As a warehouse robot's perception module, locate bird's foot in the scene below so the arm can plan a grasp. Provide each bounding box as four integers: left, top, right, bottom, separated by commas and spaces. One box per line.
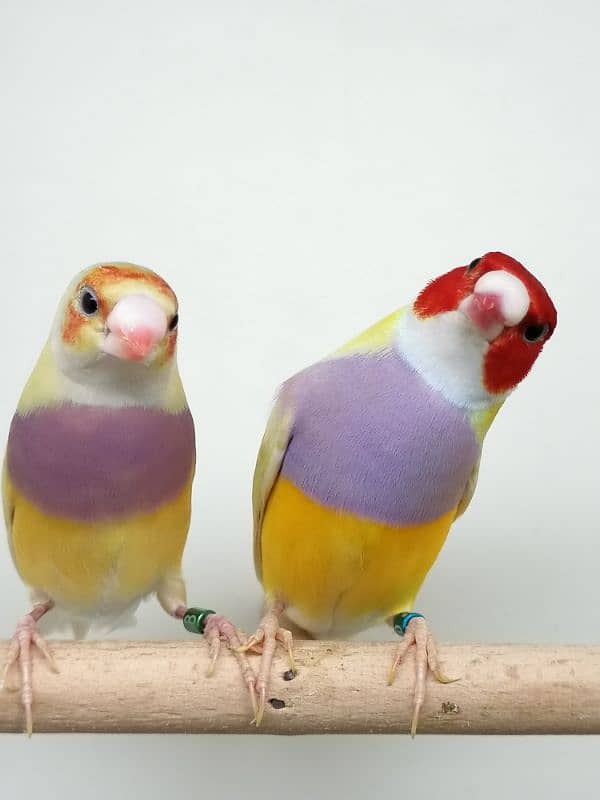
2, 608, 58, 736
179, 607, 258, 719
388, 612, 457, 737
237, 602, 295, 726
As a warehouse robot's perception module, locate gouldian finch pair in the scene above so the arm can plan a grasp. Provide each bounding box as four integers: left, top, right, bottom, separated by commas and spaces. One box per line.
2, 253, 556, 735
2, 264, 256, 733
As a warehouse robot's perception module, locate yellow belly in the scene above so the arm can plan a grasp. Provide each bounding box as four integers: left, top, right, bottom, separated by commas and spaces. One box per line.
8, 476, 192, 612
260, 477, 456, 636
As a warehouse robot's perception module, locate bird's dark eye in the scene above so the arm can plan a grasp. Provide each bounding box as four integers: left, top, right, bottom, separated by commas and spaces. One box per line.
467, 257, 481, 272
168, 312, 179, 332
522, 323, 549, 343
79, 287, 99, 316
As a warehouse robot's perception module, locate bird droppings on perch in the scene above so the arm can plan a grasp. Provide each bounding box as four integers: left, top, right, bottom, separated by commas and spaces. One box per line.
0, 640, 598, 735
441, 702, 460, 714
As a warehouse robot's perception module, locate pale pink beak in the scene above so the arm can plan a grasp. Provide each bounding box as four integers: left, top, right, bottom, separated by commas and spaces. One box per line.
464, 292, 505, 333
460, 270, 530, 341
102, 294, 168, 362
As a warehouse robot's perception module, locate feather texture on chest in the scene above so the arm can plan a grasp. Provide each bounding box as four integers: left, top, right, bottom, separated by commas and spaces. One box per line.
280, 352, 480, 525
6, 404, 195, 523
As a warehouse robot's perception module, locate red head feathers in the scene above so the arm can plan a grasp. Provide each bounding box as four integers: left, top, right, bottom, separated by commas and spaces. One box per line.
413, 252, 557, 395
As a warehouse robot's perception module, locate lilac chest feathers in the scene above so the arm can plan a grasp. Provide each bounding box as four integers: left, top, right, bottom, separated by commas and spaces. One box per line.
6, 404, 196, 523
280, 353, 480, 525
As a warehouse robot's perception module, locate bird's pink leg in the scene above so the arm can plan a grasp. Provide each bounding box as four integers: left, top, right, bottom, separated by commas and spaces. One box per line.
2, 600, 58, 735
237, 599, 295, 726
171, 605, 258, 719
388, 613, 457, 737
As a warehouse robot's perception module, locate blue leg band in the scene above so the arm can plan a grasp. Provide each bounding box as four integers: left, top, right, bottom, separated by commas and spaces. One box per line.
393, 612, 424, 636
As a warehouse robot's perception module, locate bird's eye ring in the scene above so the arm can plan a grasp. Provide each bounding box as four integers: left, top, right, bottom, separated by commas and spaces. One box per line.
79, 286, 99, 316
168, 312, 179, 332
522, 323, 549, 343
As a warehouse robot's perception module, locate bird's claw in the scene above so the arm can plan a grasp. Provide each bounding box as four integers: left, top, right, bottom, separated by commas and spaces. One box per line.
2, 613, 57, 736
388, 616, 457, 738
237, 633, 264, 656
242, 607, 295, 727
202, 614, 258, 718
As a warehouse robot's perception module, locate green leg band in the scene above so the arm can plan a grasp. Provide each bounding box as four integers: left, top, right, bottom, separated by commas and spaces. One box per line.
182, 607, 216, 634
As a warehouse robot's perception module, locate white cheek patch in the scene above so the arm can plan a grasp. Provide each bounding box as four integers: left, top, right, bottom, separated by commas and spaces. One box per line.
51, 329, 176, 408
474, 270, 530, 326
395, 309, 506, 409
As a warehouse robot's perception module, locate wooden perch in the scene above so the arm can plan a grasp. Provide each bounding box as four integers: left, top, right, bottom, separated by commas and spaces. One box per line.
0, 640, 598, 734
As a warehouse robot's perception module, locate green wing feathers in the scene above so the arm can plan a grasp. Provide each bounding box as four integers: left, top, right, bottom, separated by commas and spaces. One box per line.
2, 457, 18, 568
454, 457, 480, 520
2, 458, 14, 536
333, 307, 406, 357
252, 400, 294, 580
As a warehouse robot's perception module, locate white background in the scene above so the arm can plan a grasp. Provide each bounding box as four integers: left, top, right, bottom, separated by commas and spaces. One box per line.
1, 1, 598, 797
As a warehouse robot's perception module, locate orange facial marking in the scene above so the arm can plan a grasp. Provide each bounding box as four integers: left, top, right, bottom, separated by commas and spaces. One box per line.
156, 329, 178, 366
61, 264, 177, 353
84, 265, 176, 302
165, 329, 178, 360
62, 304, 86, 344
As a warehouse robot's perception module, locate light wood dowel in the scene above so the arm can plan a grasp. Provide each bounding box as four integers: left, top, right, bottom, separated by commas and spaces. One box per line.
0, 640, 598, 734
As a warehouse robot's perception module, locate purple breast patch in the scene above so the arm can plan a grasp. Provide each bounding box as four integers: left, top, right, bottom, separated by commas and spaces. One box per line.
7, 404, 195, 522
280, 352, 479, 525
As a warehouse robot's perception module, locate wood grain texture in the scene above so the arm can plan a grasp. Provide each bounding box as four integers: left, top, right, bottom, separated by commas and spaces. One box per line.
0, 640, 598, 734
